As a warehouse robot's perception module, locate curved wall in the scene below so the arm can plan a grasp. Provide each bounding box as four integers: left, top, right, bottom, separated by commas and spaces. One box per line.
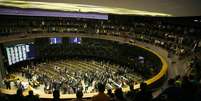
0, 33, 168, 99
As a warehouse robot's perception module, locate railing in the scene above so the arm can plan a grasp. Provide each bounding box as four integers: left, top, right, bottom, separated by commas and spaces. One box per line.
0, 33, 168, 99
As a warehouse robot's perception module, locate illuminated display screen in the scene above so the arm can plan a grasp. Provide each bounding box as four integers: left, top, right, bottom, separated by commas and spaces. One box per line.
5, 42, 35, 65
50, 37, 62, 44
69, 37, 81, 44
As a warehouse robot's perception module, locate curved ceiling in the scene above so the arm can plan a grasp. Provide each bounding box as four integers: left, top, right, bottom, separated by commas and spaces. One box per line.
0, 0, 201, 17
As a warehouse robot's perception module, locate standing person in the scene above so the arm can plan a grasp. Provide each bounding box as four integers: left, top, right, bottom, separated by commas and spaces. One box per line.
0, 90, 9, 101
161, 79, 181, 101
135, 82, 153, 101
92, 83, 110, 101
126, 84, 136, 101
4, 75, 11, 90
107, 89, 115, 101
52, 90, 60, 101
4, 79, 11, 90
25, 90, 40, 101
11, 89, 25, 101
114, 88, 127, 101
72, 90, 86, 101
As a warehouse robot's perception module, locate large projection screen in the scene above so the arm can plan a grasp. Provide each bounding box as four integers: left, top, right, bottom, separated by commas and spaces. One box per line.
5, 42, 35, 65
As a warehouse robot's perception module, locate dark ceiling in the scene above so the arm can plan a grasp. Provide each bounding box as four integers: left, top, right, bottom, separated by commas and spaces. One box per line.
30, 0, 201, 16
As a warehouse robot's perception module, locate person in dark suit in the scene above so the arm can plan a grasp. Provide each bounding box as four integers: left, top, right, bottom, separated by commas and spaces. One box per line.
4, 79, 11, 90
52, 90, 60, 101
92, 83, 110, 101
11, 89, 25, 101
135, 82, 153, 101
25, 90, 40, 101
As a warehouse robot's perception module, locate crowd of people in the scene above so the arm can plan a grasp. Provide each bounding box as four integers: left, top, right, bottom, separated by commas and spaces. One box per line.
11, 59, 143, 94
0, 89, 40, 101
36, 38, 161, 79
0, 81, 153, 101
0, 13, 201, 101
155, 75, 201, 101
0, 15, 200, 58
2, 74, 201, 101
189, 55, 201, 79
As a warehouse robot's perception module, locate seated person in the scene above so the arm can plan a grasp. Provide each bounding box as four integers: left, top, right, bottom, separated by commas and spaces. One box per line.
92, 83, 110, 101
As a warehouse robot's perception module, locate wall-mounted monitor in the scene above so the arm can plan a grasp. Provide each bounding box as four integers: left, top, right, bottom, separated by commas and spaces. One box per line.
69, 37, 81, 44
49, 37, 62, 44
5, 42, 35, 65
